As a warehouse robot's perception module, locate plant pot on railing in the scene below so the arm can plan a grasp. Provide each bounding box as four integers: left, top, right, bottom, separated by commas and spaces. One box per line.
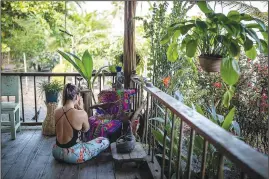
199, 56, 222, 72
45, 91, 59, 103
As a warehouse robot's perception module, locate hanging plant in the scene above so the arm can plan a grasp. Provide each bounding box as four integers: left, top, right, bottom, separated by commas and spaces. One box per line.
161, 1, 268, 107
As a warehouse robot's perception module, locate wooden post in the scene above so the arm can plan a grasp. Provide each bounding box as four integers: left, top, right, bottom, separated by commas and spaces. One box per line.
123, 1, 137, 88
23, 53, 28, 90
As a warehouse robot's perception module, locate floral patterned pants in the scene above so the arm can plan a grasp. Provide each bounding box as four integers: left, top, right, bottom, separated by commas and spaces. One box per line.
52, 137, 110, 164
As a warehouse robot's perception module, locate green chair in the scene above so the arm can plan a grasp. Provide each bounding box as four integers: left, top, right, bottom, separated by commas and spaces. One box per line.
1, 76, 21, 139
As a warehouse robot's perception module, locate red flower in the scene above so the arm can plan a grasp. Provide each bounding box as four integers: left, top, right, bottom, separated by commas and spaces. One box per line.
213, 82, 222, 88
262, 93, 268, 100
163, 76, 171, 88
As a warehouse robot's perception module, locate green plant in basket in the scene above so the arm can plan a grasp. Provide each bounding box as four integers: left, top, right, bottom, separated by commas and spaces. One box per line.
38, 80, 63, 103
161, 1, 268, 108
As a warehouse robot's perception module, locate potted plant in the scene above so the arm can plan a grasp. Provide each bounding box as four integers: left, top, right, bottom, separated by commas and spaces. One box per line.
39, 80, 63, 103
57, 49, 111, 105
161, 1, 268, 72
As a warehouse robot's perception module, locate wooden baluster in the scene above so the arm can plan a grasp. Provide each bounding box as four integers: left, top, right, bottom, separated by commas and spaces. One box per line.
201, 140, 208, 179
176, 120, 184, 179
168, 114, 175, 179
186, 129, 195, 179
161, 108, 168, 179
217, 154, 224, 179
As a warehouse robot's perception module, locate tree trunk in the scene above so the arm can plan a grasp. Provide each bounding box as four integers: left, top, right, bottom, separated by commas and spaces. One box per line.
123, 1, 137, 88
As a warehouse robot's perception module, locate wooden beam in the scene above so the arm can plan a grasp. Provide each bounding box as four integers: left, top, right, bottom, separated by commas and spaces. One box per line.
123, 1, 137, 88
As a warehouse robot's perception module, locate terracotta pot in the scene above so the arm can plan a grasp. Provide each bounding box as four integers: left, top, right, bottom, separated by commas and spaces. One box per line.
199, 56, 222, 72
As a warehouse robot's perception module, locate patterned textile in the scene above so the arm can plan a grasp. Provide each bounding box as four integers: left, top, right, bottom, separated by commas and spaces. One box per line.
122, 89, 136, 111
52, 137, 109, 164
84, 116, 122, 142
97, 90, 122, 117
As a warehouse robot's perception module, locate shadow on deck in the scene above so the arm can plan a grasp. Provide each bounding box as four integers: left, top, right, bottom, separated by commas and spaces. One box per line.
1, 128, 154, 179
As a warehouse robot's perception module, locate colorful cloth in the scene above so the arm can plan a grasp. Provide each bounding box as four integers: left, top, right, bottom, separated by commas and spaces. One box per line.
97, 90, 123, 117
84, 116, 122, 142
52, 137, 109, 164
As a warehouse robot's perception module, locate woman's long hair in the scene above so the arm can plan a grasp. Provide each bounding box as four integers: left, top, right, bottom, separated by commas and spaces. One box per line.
62, 83, 79, 105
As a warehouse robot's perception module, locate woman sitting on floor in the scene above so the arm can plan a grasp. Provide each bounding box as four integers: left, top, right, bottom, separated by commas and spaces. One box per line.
52, 83, 109, 164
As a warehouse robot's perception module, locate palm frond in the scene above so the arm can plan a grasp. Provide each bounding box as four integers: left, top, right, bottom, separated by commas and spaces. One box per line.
218, 1, 268, 25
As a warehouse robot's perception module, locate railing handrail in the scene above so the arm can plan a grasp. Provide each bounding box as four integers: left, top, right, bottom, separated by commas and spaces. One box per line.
1, 72, 117, 76
132, 77, 268, 179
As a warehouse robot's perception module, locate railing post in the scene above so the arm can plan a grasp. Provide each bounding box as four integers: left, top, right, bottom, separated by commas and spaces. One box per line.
176, 119, 184, 179
144, 92, 149, 154
20, 76, 25, 122
161, 108, 168, 179
168, 113, 175, 179
64, 76, 66, 85
152, 97, 157, 163
217, 154, 224, 179
186, 129, 195, 179
34, 76, 38, 122
201, 139, 208, 179
99, 75, 101, 93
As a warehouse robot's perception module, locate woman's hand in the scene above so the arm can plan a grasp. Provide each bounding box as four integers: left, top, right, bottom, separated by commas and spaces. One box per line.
78, 96, 84, 110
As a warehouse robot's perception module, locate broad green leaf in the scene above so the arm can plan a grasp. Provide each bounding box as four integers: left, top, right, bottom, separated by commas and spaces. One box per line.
227, 10, 240, 22
82, 50, 93, 84
196, 20, 207, 30
245, 28, 261, 46
254, 18, 266, 31
195, 104, 205, 116
222, 107, 236, 130
260, 39, 268, 55
194, 135, 204, 156
186, 39, 198, 58
222, 90, 230, 108
179, 24, 195, 35
221, 57, 240, 86
167, 43, 178, 62
161, 32, 172, 45
66, 52, 87, 80
229, 85, 235, 94
240, 13, 253, 21
172, 30, 181, 42
215, 13, 229, 22
231, 121, 241, 136
57, 50, 86, 80
245, 23, 263, 30
243, 37, 253, 51
197, 1, 213, 14
149, 117, 165, 123
229, 40, 240, 57
152, 128, 171, 148
261, 32, 268, 43
245, 46, 257, 60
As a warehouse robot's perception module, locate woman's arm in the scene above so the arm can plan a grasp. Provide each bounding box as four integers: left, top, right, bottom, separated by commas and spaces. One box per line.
82, 112, 90, 132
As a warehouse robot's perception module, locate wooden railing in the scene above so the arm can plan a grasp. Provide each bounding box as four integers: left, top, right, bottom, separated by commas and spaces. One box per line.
1, 72, 116, 125
131, 76, 268, 179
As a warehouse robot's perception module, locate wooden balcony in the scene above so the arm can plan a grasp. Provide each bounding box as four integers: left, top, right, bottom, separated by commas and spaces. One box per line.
1, 128, 154, 179
1, 72, 268, 179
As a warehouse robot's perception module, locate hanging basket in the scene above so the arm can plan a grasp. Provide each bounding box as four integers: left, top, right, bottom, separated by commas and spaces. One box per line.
199, 56, 222, 72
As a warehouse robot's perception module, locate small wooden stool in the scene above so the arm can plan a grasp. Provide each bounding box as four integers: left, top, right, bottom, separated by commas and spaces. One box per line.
111, 142, 147, 168
42, 102, 58, 136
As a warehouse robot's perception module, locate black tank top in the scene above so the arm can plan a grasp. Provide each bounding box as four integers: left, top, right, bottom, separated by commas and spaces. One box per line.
55, 107, 82, 148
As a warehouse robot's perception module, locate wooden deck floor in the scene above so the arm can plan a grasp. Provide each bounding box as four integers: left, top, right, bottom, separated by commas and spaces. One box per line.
1, 129, 152, 179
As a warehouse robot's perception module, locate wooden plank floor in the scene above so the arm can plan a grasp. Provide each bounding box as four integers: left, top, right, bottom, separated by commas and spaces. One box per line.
1, 129, 152, 179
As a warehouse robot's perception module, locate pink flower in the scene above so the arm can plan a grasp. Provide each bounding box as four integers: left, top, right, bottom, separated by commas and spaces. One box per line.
213, 82, 222, 88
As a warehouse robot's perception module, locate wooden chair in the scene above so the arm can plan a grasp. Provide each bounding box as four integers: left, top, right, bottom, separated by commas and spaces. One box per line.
1, 76, 21, 139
